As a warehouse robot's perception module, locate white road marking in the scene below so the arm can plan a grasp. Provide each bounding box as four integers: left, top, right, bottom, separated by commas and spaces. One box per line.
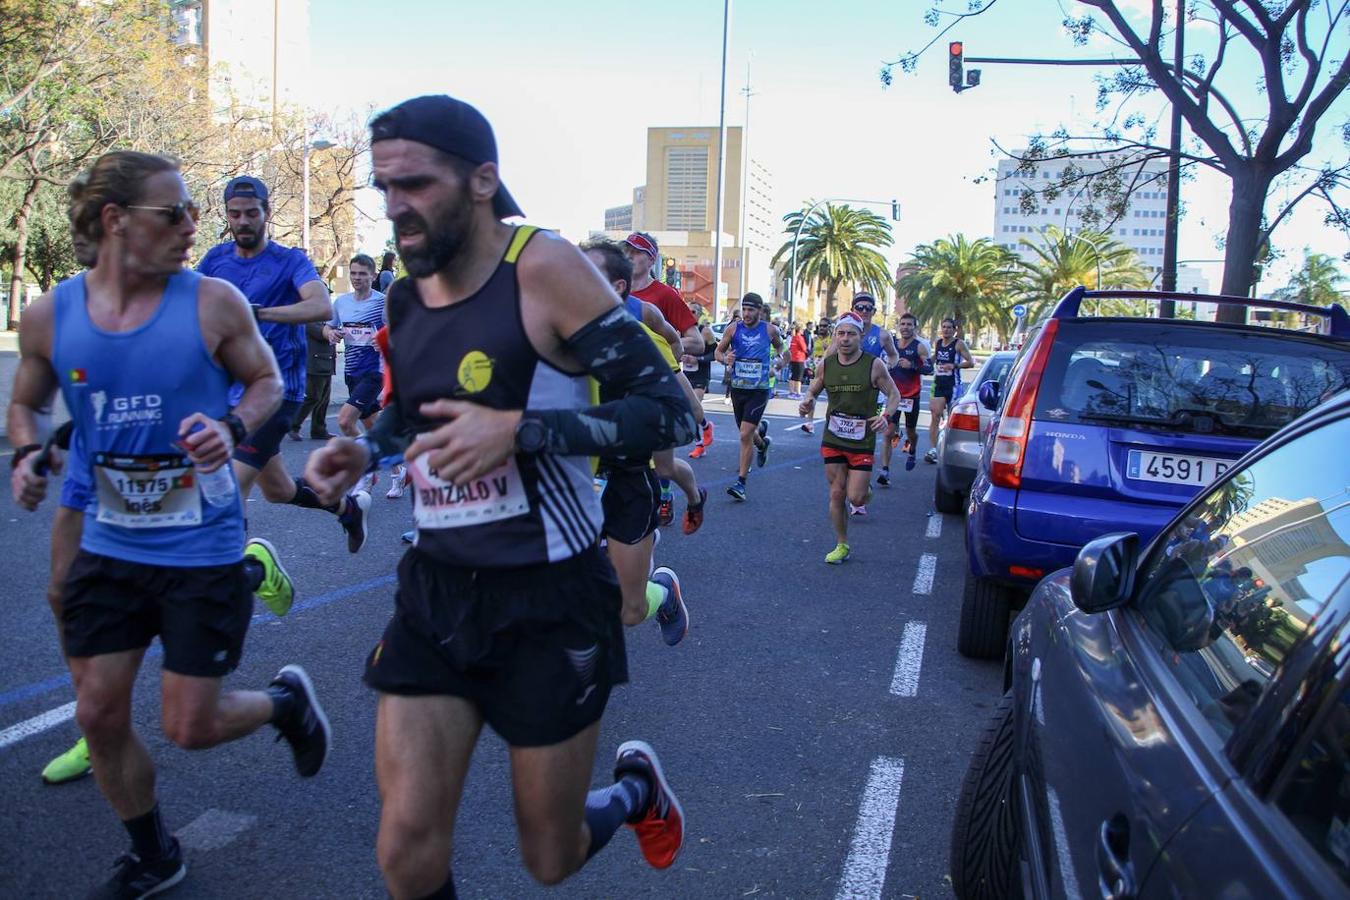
912, 553, 937, 595
925, 515, 942, 538
836, 756, 906, 900
889, 622, 927, 697
0, 701, 75, 749
176, 809, 257, 852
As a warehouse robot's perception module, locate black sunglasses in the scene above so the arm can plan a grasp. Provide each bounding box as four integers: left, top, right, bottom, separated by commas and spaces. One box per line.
124, 202, 201, 225
852, 304, 876, 313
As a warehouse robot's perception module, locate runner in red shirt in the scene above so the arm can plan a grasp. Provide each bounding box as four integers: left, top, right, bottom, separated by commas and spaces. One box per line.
623, 232, 707, 525
788, 325, 808, 398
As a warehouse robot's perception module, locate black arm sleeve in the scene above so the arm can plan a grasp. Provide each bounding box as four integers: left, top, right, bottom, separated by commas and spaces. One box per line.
524, 308, 698, 456
361, 399, 413, 468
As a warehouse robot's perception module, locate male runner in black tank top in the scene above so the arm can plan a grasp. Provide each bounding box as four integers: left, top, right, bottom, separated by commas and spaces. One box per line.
303, 95, 696, 899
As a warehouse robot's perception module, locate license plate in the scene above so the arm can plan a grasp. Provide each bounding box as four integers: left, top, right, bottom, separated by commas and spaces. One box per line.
1126, 449, 1231, 486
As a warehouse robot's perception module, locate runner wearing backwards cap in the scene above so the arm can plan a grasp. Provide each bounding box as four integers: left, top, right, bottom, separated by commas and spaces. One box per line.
798, 313, 901, 564
303, 94, 695, 899
714, 292, 783, 501
197, 175, 373, 555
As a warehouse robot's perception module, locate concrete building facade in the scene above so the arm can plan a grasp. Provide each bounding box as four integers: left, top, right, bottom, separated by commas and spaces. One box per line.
169, 0, 310, 117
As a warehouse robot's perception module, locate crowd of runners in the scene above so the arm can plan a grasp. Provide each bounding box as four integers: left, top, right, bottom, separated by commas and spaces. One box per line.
6, 93, 973, 899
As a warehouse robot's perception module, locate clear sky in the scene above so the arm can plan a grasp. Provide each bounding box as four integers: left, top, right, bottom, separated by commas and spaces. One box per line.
307, 0, 1347, 292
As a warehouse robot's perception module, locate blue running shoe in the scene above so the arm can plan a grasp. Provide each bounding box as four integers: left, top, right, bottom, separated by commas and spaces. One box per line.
727, 481, 747, 502
651, 567, 689, 646
757, 435, 772, 468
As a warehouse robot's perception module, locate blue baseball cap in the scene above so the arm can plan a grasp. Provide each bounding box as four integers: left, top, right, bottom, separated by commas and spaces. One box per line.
369, 94, 524, 219
224, 176, 269, 203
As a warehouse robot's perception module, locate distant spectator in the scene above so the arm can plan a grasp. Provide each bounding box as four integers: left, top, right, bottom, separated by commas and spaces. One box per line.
788, 324, 808, 399
376, 251, 397, 293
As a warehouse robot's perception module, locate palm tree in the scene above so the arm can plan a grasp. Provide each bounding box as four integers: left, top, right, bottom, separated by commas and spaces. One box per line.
896, 235, 1019, 344
1275, 251, 1345, 308
770, 203, 893, 318
1014, 226, 1151, 319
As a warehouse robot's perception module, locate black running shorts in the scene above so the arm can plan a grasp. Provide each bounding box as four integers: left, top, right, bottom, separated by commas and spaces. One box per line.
686, 362, 711, 392
234, 399, 303, 469
364, 546, 627, 747
730, 388, 770, 427
62, 550, 252, 677
889, 398, 921, 431
600, 465, 661, 545
344, 372, 383, 419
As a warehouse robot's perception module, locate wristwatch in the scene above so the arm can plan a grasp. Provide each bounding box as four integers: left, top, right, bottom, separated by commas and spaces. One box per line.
514, 416, 547, 454
220, 413, 248, 446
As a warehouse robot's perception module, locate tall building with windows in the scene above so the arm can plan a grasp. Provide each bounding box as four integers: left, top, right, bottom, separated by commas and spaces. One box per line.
168, 0, 310, 116
991, 152, 1170, 277
602, 126, 775, 314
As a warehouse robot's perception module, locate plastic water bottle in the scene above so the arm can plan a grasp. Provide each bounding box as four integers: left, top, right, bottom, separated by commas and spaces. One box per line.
196, 462, 237, 507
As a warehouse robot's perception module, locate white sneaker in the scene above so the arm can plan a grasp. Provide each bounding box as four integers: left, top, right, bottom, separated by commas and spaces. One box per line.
385, 466, 406, 499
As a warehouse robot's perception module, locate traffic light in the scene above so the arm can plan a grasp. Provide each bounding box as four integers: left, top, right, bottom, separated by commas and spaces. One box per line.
948, 42, 964, 92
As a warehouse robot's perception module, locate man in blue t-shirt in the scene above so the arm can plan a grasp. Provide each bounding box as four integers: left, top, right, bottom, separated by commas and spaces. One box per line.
197, 176, 371, 552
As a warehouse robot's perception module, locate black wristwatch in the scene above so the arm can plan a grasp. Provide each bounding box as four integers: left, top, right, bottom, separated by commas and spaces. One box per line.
220, 413, 248, 446
11, 444, 41, 471
514, 416, 547, 454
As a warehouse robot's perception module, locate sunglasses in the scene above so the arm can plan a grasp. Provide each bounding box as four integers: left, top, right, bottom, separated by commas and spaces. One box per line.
853, 304, 875, 313
124, 202, 201, 225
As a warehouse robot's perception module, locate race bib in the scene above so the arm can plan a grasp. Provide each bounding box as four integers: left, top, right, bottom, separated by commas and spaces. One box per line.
936, 363, 955, 376
827, 413, 868, 442
93, 452, 202, 529
342, 322, 376, 347
411, 454, 530, 530
899, 397, 915, 412
681, 357, 700, 372
732, 359, 764, 388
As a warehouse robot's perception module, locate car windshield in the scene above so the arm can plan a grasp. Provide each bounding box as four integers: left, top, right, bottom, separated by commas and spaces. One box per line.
1034, 321, 1350, 437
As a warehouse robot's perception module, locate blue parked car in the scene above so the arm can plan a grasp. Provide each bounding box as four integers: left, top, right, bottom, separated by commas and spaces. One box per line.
949, 389, 1350, 899
959, 288, 1350, 659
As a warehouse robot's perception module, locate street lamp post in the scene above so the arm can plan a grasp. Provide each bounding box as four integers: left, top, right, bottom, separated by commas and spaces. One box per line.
301, 134, 335, 255
787, 197, 898, 324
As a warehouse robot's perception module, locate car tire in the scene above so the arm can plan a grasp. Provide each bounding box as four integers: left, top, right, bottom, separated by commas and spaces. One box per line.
950, 691, 1022, 900
934, 476, 964, 514
957, 575, 1012, 660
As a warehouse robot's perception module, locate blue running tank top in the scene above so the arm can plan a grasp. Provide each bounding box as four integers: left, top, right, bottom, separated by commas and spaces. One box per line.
52, 271, 244, 566
730, 319, 772, 390
861, 323, 885, 359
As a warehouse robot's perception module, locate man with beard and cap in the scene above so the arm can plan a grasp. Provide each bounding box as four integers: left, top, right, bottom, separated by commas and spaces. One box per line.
303, 94, 694, 899
197, 176, 373, 557
798, 312, 901, 564
714, 292, 782, 501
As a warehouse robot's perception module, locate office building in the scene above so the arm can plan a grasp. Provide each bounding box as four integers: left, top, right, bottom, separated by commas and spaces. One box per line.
169, 0, 310, 116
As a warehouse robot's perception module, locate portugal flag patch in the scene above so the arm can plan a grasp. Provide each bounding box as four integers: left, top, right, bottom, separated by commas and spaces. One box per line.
68, 368, 87, 384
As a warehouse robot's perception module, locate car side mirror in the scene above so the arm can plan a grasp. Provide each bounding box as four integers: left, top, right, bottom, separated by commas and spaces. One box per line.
977, 380, 1000, 411
1071, 532, 1139, 613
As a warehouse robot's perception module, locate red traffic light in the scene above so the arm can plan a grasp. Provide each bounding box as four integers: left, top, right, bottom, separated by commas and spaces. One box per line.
949, 41, 963, 56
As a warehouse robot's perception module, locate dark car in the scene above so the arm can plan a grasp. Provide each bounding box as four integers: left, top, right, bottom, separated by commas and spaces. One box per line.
934, 351, 1017, 513
960, 288, 1350, 658
950, 390, 1350, 899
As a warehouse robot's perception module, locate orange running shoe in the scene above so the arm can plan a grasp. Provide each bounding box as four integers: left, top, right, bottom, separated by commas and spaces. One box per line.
615, 740, 684, 869
701, 420, 714, 446
688, 443, 706, 459
682, 487, 707, 535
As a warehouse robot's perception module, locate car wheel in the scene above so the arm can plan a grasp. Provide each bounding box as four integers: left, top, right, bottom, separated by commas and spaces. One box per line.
950, 691, 1023, 900
957, 574, 1012, 660
934, 476, 964, 514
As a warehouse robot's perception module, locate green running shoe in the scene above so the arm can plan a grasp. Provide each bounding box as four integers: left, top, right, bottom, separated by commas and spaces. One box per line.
825, 542, 851, 565
245, 537, 295, 617
41, 736, 91, 784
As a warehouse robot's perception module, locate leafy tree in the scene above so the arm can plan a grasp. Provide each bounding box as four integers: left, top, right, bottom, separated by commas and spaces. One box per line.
896, 234, 1019, 344
1274, 251, 1345, 308
1015, 225, 1151, 318
770, 203, 894, 318
881, 1, 1350, 322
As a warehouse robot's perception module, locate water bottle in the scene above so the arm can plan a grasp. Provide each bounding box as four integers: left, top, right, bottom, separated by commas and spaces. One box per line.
196, 462, 237, 507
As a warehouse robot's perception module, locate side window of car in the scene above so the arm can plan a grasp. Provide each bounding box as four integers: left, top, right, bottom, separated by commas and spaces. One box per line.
1131, 418, 1350, 743
1270, 628, 1350, 886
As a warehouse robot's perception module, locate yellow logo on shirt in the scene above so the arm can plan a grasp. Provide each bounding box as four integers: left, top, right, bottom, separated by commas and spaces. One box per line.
457, 351, 494, 393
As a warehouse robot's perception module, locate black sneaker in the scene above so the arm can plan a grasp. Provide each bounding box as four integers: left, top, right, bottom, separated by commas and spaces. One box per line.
89, 839, 186, 899
270, 665, 330, 778
877, 470, 891, 487
338, 490, 371, 554
756, 435, 772, 468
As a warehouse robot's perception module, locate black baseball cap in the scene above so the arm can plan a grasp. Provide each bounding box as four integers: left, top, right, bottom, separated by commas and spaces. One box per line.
224, 176, 268, 203
741, 292, 764, 309
370, 94, 524, 219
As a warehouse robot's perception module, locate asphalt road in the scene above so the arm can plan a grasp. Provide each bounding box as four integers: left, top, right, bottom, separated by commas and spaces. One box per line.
0, 405, 1001, 899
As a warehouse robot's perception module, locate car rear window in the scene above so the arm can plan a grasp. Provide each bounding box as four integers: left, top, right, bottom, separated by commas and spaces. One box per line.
1033, 321, 1350, 438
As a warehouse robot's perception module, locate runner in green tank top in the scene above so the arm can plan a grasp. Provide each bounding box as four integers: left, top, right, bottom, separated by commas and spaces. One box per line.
798, 312, 901, 564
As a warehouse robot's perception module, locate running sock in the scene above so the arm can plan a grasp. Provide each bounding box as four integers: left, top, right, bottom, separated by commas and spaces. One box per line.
584, 775, 652, 859
737, 475, 746, 486
289, 477, 341, 514
413, 871, 457, 900
266, 682, 297, 724
242, 558, 264, 593
659, 479, 673, 502
644, 581, 669, 622
123, 804, 174, 861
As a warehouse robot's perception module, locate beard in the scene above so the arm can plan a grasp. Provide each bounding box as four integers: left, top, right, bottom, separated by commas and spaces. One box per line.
231, 227, 261, 250
394, 196, 473, 278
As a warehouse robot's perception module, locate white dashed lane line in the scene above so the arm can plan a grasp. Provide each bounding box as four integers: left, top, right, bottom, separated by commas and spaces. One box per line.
0, 701, 75, 750
835, 756, 906, 900
925, 514, 942, 538
889, 622, 927, 697
911, 553, 937, 595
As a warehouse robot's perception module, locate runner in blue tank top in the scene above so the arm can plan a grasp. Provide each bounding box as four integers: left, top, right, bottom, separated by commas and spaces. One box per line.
8, 152, 330, 898
714, 292, 783, 500
198, 175, 372, 554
